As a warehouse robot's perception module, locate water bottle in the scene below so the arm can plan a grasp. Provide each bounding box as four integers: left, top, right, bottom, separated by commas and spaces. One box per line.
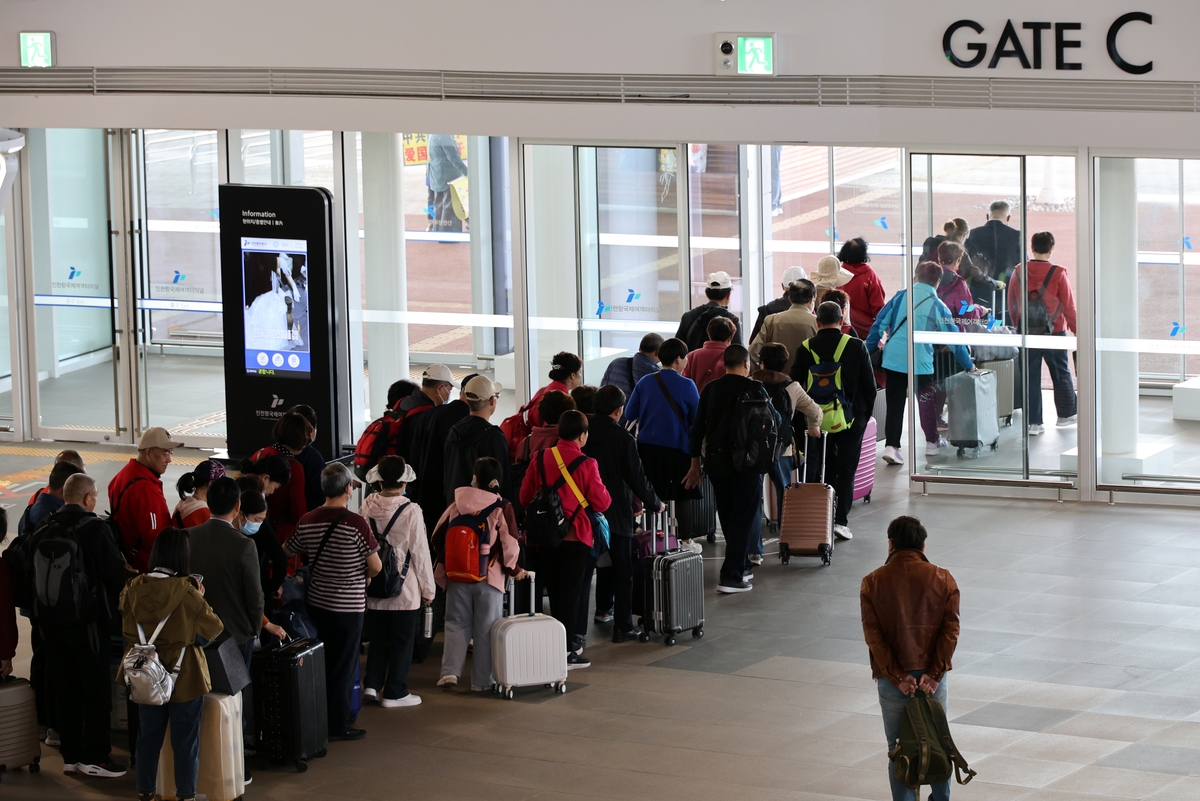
423, 604, 433, 639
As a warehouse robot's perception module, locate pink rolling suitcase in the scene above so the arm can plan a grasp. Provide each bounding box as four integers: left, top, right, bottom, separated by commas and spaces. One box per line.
0, 678, 40, 781
491, 571, 568, 699
853, 417, 877, 503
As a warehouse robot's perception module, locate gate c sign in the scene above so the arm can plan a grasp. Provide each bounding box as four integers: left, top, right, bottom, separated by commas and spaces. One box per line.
943, 12, 1153, 75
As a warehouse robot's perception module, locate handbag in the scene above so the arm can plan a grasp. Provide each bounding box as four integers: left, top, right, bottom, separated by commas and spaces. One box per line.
281, 509, 352, 605
203, 636, 251, 696
963, 320, 1019, 362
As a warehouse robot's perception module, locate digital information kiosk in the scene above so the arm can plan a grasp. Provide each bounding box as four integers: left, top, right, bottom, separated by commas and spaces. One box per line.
219, 184, 343, 460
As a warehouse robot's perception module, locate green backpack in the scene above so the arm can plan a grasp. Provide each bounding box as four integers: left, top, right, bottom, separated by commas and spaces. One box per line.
889, 695, 976, 799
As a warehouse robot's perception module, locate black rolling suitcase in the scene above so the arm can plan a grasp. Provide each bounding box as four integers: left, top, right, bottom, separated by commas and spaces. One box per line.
253, 638, 328, 772
637, 504, 705, 646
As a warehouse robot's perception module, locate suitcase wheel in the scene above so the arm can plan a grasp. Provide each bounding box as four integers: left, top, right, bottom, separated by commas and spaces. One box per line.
863, 493, 871, 504
692, 627, 704, 639
664, 635, 677, 646
29, 758, 41, 774
638, 631, 651, 643
505, 687, 516, 700
557, 682, 568, 694
818, 542, 832, 567
315, 748, 327, 759
706, 533, 716, 544
780, 543, 791, 565
295, 759, 308, 773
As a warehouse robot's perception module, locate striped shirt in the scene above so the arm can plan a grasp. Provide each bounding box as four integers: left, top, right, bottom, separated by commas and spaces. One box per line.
289, 507, 379, 613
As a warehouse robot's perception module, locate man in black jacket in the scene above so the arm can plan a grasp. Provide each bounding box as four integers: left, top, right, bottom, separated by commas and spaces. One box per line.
749, 266, 807, 343
791, 301, 878, 542
676, 271, 743, 352
411, 373, 475, 533
964, 200, 1023, 282
684, 345, 775, 594
32, 473, 134, 778
443, 376, 515, 507
582, 386, 664, 643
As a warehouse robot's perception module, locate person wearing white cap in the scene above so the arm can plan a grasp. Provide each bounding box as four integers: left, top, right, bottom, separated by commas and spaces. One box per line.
750, 278, 818, 375
675, 271, 743, 353
108, 426, 183, 573
443, 375, 515, 505
750, 266, 808, 343
361, 455, 435, 708
394, 364, 455, 503
411, 372, 478, 535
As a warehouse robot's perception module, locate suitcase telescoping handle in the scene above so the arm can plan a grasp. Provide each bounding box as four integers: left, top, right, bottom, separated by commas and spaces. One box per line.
805, 431, 828, 486
508, 570, 537, 618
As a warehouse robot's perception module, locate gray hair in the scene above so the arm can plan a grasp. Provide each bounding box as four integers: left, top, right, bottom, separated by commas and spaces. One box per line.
320, 462, 353, 498
64, 473, 97, 504
989, 200, 1011, 218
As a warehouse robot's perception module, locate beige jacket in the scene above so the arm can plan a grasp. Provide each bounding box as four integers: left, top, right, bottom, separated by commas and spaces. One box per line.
750, 304, 819, 373
361, 492, 436, 612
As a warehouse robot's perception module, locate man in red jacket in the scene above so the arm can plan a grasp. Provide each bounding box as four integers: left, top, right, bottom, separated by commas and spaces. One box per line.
108, 427, 181, 573
519, 410, 610, 669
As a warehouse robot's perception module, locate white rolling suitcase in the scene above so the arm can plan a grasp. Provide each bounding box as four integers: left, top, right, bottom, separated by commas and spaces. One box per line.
157, 691, 244, 801
0, 678, 41, 780
490, 571, 568, 699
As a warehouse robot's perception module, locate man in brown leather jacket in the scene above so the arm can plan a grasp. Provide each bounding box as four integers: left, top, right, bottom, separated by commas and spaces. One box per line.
860, 515, 960, 801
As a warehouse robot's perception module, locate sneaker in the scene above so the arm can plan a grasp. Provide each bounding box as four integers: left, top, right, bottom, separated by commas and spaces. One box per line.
682, 539, 703, 554
44, 728, 61, 747
243, 768, 253, 786
76, 760, 127, 778
834, 524, 854, 541
881, 446, 904, 465
772, 207, 784, 217
1029, 424, 1045, 436
380, 694, 422, 708
1057, 415, 1077, 427
470, 685, 488, 693
362, 687, 378, 702
717, 580, 752, 594
742, 569, 754, 582
437, 675, 458, 688
612, 628, 639, 643
748, 553, 763, 566
62, 763, 79, 774
925, 438, 948, 456
328, 728, 367, 741
937, 418, 949, 431
593, 608, 614, 625
567, 652, 591, 670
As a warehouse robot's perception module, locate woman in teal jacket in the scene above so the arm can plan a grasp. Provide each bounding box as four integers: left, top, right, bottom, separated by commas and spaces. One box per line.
866, 261, 974, 464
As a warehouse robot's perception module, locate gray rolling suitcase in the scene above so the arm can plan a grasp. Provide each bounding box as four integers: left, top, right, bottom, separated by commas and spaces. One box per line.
946, 369, 1000, 457
638, 506, 705, 646
979, 359, 1014, 425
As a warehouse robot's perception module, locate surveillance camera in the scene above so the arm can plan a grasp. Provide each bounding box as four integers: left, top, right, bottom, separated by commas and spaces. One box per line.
720, 40, 734, 55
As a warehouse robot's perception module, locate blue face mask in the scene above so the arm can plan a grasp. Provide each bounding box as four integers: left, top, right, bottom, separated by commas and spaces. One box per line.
240, 520, 262, 536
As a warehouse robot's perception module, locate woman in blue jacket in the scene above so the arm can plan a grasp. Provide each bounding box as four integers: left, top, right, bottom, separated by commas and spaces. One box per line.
866, 261, 974, 464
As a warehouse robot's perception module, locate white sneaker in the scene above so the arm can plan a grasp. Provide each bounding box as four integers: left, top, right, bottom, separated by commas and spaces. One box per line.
682, 539, 703, 554
380, 694, 421, 708
772, 207, 784, 217
362, 687, 378, 702
1057, 415, 1077, 427
748, 553, 763, 566
1029, 424, 1045, 436
881, 446, 904, 465
437, 675, 458, 688
834, 525, 853, 541
925, 438, 948, 456
44, 728, 61, 747
62, 763, 78, 774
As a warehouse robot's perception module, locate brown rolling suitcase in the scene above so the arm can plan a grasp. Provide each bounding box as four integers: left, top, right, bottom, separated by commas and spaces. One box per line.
778, 434, 834, 566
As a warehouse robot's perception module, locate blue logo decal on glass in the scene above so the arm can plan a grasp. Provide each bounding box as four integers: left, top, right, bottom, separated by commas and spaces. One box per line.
874, 217, 889, 230
1171, 322, 1187, 337
959, 300, 976, 315
626, 289, 642, 302
172, 271, 186, 284
67, 267, 81, 280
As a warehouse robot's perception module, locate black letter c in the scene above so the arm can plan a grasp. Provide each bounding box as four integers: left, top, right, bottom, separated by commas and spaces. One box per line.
944, 20, 987, 68
1108, 12, 1152, 75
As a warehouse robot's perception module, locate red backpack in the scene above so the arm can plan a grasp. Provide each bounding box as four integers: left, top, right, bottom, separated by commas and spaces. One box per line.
353, 403, 431, 472
441, 499, 505, 583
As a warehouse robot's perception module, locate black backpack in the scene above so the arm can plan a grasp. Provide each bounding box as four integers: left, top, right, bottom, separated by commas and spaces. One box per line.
1021, 264, 1060, 335
26, 514, 97, 628
2, 530, 34, 609
761, 379, 795, 453
367, 502, 411, 600
684, 307, 730, 352
728, 388, 782, 474
522, 452, 587, 548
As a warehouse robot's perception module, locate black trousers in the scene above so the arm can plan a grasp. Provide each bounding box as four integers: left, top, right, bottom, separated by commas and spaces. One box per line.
364, 608, 420, 701
805, 427, 866, 526
30, 622, 53, 728
307, 606, 365, 736
544, 540, 590, 651
709, 471, 763, 586
45, 628, 111, 766
609, 537, 636, 631
883, 370, 936, 449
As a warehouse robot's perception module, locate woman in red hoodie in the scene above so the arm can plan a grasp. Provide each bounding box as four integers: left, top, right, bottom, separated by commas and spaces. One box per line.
836, 238, 887, 336
519, 410, 610, 669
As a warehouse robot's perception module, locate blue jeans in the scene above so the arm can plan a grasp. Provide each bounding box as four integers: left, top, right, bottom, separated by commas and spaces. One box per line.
765, 455, 795, 549
877, 672, 950, 801
136, 697, 204, 797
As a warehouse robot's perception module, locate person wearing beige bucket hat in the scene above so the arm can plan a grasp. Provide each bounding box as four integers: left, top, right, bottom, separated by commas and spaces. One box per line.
811, 255, 855, 297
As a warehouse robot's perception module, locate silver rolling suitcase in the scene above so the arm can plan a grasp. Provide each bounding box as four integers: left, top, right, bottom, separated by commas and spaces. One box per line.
491, 571, 568, 699
0, 677, 41, 780
946, 369, 1000, 457
639, 505, 705, 646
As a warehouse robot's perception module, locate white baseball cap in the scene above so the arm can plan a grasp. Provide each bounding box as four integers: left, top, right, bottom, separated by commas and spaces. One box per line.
138, 427, 183, 451
706, 271, 733, 290
781, 266, 808, 285
422, 364, 454, 383
463, 375, 503, 401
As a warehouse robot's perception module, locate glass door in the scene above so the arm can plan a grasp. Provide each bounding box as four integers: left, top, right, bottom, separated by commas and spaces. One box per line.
24, 128, 133, 443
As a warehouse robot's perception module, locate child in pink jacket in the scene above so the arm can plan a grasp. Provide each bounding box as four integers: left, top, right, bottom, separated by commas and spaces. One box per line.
434, 457, 526, 691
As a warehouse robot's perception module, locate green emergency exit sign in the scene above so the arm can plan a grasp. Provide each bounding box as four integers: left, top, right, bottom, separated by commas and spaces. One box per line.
19, 32, 55, 68
737, 36, 773, 75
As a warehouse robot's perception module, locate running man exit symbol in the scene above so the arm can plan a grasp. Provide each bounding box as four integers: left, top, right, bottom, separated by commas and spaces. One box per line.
737, 36, 774, 75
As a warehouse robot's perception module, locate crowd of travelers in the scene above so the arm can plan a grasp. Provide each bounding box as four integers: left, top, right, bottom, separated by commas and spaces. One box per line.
0, 198, 1068, 801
